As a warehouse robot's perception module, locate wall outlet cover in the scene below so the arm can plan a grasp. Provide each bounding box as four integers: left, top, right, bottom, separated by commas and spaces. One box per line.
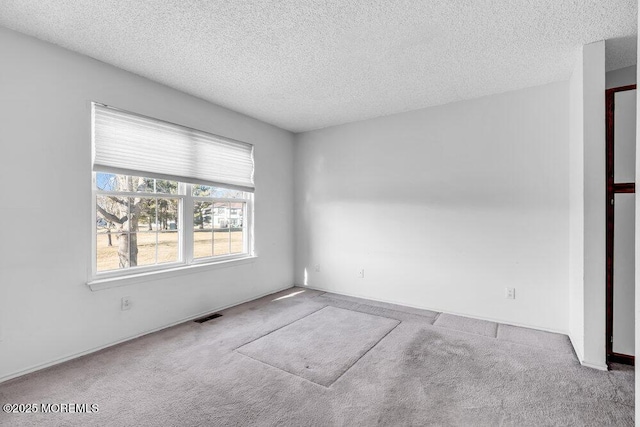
505, 288, 515, 299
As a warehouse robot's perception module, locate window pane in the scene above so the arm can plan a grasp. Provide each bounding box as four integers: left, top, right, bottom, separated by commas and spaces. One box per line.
230, 202, 245, 254
214, 228, 230, 256
97, 195, 129, 231
155, 179, 178, 194
96, 215, 109, 233
96, 173, 178, 194
194, 201, 212, 231
213, 202, 228, 228
126, 233, 140, 267
230, 229, 243, 254
194, 230, 213, 259
97, 174, 152, 192
158, 231, 180, 263
213, 202, 230, 256
156, 198, 179, 231
134, 197, 157, 232
134, 232, 157, 266
97, 230, 132, 270
193, 201, 213, 259
96, 172, 119, 191
128, 176, 154, 192
192, 184, 245, 199
96, 233, 120, 272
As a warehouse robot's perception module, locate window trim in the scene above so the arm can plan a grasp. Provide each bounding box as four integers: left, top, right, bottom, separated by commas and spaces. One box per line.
89, 174, 254, 288
87, 255, 257, 291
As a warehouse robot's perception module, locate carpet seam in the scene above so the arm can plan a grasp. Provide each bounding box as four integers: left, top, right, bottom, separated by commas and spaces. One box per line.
327, 319, 402, 388
432, 322, 498, 339
431, 326, 497, 339
431, 322, 576, 356
232, 305, 329, 352
319, 295, 439, 322
335, 306, 405, 323
320, 302, 406, 323
495, 338, 576, 358
234, 351, 331, 388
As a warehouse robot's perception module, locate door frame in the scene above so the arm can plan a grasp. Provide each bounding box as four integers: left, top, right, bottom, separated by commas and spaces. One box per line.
605, 84, 636, 367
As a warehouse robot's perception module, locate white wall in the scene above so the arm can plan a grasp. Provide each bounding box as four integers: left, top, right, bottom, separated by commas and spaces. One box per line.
568, 47, 585, 361
294, 81, 570, 332
568, 41, 608, 369
607, 65, 637, 89
0, 27, 295, 381
581, 41, 607, 369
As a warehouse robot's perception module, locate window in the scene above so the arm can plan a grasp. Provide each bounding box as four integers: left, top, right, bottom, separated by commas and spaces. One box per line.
91, 103, 254, 280
96, 175, 180, 272
192, 185, 248, 260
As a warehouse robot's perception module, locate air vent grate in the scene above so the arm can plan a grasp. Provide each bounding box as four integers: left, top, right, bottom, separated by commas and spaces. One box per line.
194, 313, 223, 323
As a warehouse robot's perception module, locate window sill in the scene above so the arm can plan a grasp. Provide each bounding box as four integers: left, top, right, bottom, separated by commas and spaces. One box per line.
87, 256, 257, 291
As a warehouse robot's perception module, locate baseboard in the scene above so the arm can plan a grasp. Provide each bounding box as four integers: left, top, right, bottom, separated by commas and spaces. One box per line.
298, 284, 568, 335
566, 334, 610, 371
0, 284, 294, 384
580, 360, 609, 371
567, 332, 584, 362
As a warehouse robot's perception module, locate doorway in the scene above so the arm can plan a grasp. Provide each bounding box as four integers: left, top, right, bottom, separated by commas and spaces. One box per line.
605, 84, 636, 367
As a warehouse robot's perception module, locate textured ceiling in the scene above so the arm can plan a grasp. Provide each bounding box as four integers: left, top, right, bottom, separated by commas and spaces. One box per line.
0, 1, 637, 132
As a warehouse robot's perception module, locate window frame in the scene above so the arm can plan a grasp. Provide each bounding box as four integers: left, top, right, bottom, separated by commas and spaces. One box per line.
90, 174, 254, 283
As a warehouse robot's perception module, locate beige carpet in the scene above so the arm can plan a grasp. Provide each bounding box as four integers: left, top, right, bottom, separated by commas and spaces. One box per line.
0, 287, 634, 426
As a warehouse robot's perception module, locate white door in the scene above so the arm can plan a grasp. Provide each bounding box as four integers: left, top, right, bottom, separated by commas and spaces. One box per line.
612, 89, 636, 357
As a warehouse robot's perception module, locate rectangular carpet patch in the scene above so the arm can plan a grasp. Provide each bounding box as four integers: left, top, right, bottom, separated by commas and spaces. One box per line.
235, 306, 400, 386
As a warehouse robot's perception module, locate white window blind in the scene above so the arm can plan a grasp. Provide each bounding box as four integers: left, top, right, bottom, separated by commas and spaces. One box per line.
92, 103, 255, 192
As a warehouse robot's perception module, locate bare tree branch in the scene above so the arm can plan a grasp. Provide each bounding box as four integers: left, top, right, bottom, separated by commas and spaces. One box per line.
96, 204, 127, 225
108, 196, 129, 207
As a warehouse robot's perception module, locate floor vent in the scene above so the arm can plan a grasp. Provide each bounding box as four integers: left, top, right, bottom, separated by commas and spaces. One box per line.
194, 313, 223, 323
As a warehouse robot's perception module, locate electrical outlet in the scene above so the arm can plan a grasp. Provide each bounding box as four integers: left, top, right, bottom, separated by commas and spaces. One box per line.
121, 296, 132, 311
314, 264, 320, 272
358, 269, 365, 279
505, 288, 515, 299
